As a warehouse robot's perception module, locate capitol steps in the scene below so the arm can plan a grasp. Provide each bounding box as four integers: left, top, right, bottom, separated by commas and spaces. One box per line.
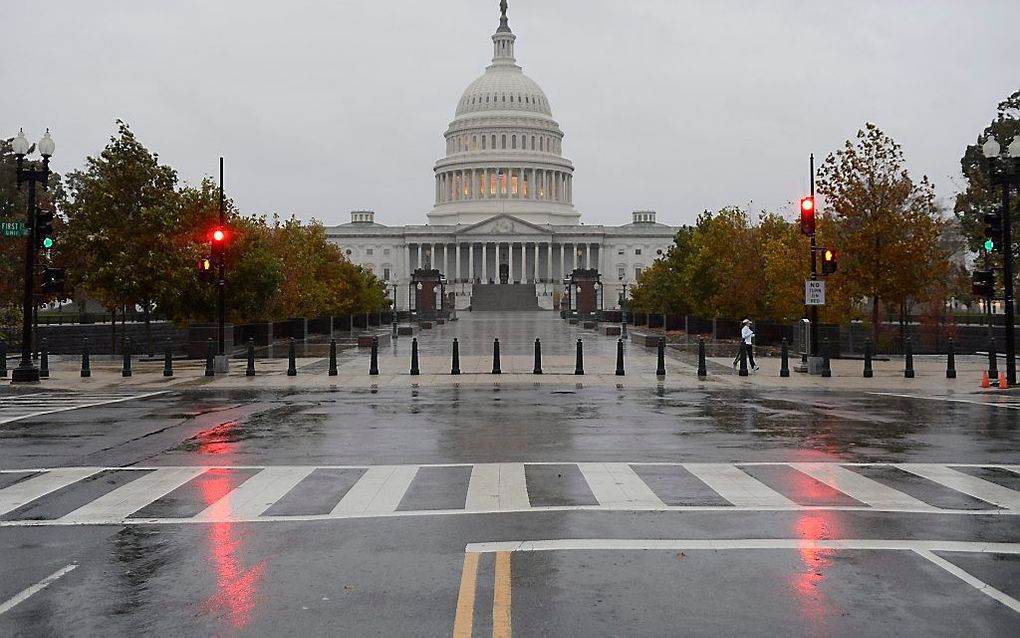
470, 284, 541, 311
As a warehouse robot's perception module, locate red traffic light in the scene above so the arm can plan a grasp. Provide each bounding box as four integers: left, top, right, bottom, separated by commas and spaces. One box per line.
799, 197, 816, 236
211, 228, 226, 243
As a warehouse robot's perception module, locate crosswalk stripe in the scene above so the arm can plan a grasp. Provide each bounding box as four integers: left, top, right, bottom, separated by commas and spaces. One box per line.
899, 464, 1020, 510
792, 463, 937, 511
59, 468, 207, 523
0, 468, 102, 516
465, 463, 530, 511
331, 465, 420, 516
683, 464, 797, 508
0, 392, 166, 425
195, 467, 315, 521
578, 463, 665, 509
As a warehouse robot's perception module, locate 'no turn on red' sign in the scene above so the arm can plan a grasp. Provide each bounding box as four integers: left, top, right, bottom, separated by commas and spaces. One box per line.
805, 280, 826, 306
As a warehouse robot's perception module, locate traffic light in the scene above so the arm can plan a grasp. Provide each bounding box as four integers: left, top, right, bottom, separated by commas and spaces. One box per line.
42, 267, 65, 294
35, 209, 55, 249
799, 197, 815, 236
210, 227, 227, 265
197, 257, 214, 283
984, 212, 1003, 252
972, 270, 995, 298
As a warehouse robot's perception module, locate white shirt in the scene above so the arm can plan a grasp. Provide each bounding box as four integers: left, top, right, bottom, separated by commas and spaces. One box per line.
741, 325, 754, 344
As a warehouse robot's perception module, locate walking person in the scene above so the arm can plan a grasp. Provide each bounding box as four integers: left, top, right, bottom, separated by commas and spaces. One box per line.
732, 319, 759, 372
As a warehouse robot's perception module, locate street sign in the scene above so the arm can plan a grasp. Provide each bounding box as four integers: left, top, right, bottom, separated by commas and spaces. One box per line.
1, 220, 27, 237
805, 280, 826, 306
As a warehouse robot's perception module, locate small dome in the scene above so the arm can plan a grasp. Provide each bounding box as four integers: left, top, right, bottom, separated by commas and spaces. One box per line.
456, 68, 552, 117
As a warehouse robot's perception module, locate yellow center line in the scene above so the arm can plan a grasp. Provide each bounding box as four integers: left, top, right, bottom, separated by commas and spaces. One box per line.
453, 552, 480, 638
493, 551, 512, 638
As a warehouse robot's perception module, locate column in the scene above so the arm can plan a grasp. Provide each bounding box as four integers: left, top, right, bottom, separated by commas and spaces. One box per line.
469, 243, 475, 281
547, 242, 553, 282
482, 243, 488, 282
572, 242, 578, 270
404, 244, 411, 279
508, 242, 514, 283
585, 243, 591, 270
559, 243, 565, 279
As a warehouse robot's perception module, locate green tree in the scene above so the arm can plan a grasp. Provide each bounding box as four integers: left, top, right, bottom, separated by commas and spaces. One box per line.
817, 123, 947, 342
60, 121, 180, 347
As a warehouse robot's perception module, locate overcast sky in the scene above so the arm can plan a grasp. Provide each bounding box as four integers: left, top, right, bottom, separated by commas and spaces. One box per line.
5, 0, 1017, 228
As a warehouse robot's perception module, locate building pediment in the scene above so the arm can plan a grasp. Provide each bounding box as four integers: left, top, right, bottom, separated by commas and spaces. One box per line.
457, 214, 550, 236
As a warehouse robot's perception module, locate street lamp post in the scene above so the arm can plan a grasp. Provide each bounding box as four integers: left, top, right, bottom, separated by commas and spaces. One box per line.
391, 284, 399, 337
11, 129, 56, 384
620, 280, 629, 337
983, 135, 1020, 385
416, 282, 423, 327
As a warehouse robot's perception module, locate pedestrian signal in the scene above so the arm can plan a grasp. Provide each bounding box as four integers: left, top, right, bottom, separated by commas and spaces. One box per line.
42, 267, 65, 294
821, 248, 837, 275
971, 270, 995, 298
799, 197, 815, 236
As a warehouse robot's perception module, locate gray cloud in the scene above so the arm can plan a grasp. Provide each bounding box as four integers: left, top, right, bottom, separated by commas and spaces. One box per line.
4, 0, 1016, 227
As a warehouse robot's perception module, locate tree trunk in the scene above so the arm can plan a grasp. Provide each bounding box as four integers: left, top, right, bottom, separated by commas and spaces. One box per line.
871, 296, 880, 346
110, 306, 117, 358
898, 301, 906, 355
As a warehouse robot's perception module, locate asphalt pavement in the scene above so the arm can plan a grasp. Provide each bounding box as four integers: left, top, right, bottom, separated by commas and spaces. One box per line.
0, 312, 1017, 636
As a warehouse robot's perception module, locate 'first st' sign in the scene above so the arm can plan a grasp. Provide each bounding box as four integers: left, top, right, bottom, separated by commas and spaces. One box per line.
805, 280, 826, 306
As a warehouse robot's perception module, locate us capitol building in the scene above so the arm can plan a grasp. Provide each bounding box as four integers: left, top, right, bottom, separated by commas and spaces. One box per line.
326, 1, 677, 311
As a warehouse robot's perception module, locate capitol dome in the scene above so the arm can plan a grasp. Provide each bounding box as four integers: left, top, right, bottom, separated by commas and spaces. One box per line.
428, 1, 580, 227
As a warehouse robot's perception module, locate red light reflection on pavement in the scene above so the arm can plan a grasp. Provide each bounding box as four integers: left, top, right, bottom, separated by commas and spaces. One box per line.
790, 512, 840, 628
199, 468, 266, 631
195, 421, 240, 457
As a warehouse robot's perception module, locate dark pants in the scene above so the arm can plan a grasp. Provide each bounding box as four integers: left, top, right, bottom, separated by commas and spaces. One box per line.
734, 343, 756, 368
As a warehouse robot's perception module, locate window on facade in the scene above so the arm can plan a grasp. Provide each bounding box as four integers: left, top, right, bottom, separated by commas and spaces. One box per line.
491, 135, 496, 148
539, 138, 544, 151
383, 268, 390, 281
501, 135, 506, 149
635, 249, 642, 255
482, 136, 486, 150
511, 175, 519, 195
384, 248, 390, 255
618, 267, 625, 280
617, 248, 625, 255
635, 268, 642, 280
531, 136, 536, 150
512, 135, 516, 149
366, 248, 373, 256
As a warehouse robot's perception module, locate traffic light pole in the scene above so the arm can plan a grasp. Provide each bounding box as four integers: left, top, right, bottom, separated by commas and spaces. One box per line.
218, 157, 226, 359
809, 154, 819, 359
1002, 183, 1015, 386
12, 156, 50, 383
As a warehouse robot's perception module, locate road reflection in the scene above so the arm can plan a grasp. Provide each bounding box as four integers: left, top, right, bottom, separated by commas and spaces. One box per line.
198, 468, 266, 631
790, 512, 839, 630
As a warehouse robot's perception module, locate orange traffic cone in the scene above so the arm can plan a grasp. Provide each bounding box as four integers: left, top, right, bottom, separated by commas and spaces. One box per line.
999, 373, 1008, 390
981, 370, 990, 388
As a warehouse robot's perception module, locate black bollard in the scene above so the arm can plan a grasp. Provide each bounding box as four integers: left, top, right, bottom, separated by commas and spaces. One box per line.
205, 339, 215, 377
988, 339, 998, 380
163, 339, 173, 377
492, 338, 501, 374
780, 338, 790, 378
287, 338, 297, 376
369, 336, 380, 376
533, 338, 543, 375
40, 339, 50, 379
247, 338, 257, 377
697, 338, 707, 379
615, 339, 625, 376
821, 338, 832, 378
328, 338, 338, 377
946, 339, 956, 379
410, 338, 420, 376
904, 337, 915, 379
81, 338, 92, 378
657, 338, 667, 377
451, 338, 461, 375
0, 340, 7, 378
574, 339, 585, 375
738, 342, 749, 377
863, 338, 874, 378
122, 338, 133, 378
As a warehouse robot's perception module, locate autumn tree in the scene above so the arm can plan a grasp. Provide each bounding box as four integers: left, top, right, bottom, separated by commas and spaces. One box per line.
817, 123, 947, 342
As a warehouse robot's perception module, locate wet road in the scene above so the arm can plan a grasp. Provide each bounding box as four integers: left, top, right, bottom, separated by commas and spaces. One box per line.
1, 326, 1019, 634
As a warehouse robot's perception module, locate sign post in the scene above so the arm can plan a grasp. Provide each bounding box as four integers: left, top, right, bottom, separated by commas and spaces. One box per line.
1, 221, 27, 237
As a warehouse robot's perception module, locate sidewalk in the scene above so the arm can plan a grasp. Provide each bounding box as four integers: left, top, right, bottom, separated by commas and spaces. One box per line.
5, 351, 1014, 400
